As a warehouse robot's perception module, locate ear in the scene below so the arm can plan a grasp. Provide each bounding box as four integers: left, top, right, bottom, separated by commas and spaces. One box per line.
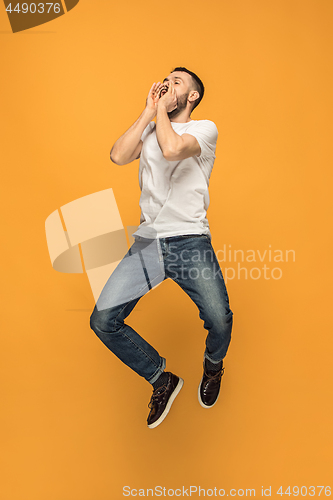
188, 90, 200, 103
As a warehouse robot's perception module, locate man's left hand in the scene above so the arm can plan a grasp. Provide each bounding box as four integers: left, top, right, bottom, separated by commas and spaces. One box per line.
158, 81, 177, 113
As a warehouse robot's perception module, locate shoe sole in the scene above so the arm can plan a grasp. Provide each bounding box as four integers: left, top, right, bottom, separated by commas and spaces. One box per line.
147, 377, 184, 429
198, 376, 220, 409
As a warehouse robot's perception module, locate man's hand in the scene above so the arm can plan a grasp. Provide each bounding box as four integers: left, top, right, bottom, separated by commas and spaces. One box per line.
111, 83, 164, 165
158, 81, 178, 113
146, 82, 164, 116
155, 80, 201, 161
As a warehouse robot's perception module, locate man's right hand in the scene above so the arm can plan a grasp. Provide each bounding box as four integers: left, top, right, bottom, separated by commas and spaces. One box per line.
146, 82, 164, 115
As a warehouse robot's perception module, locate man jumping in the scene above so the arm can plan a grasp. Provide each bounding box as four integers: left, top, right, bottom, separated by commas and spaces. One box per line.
90, 67, 233, 428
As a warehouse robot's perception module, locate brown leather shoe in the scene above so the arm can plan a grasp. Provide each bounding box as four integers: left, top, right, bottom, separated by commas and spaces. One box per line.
147, 372, 183, 429
198, 360, 224, 408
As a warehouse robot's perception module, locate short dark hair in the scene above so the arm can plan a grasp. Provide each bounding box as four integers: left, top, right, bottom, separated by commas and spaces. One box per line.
171, 66, 205, 111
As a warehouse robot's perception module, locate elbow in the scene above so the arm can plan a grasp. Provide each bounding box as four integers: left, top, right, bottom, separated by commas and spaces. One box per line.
110, 150, 124, 165
110, 151, 118, 164
162, 148, 178, 162
110, 148, 117, 163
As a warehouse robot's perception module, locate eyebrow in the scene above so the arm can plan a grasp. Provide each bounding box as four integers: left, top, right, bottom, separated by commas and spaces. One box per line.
163, 76, 183, 83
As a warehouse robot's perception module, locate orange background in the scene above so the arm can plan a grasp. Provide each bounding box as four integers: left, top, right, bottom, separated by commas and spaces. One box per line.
1, 1, 332, 499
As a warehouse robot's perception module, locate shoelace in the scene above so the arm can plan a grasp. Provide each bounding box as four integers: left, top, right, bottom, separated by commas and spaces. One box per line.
148, 385, 167, 409
204, 367, 225, 381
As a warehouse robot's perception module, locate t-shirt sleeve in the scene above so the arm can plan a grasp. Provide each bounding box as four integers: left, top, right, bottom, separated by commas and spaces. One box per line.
141, 121, 155, 142
186, 120, 218, 159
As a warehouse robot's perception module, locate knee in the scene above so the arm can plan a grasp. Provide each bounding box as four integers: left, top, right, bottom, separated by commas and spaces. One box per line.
210, 307, 233, 331
219, 305, 233, 321
89, 306, 116, 335
89, 308, 101, 333
222, 308, 233, 327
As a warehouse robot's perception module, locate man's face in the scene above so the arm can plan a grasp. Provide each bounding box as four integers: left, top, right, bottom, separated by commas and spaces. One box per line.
160, 71, 193, 118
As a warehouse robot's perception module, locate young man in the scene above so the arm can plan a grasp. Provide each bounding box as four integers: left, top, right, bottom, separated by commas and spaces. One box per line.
90, 67, 233, 429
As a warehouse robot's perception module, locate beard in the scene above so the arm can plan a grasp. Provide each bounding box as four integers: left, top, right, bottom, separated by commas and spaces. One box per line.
167, 92, 190, 119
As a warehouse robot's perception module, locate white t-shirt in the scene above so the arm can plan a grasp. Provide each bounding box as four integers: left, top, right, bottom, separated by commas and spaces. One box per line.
132, 119, 218, 239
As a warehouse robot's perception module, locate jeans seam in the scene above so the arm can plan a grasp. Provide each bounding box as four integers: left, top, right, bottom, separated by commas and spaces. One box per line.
111, 271, 165, 330
116, 327, 162, 368
111, 277, 166, 369
95, 306, 164, 376
131, 272, 165, 301
113, 299, 136, 332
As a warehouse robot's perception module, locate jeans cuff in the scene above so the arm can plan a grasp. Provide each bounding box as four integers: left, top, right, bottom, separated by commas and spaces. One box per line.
204, 352, 224, 364
147, 357, 166, 384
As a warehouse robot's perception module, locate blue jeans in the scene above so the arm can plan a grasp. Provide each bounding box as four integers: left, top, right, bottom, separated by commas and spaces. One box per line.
90, 234, 233, 384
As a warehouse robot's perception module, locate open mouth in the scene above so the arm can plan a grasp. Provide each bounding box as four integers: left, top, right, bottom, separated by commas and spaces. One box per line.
159, 86, 168, 98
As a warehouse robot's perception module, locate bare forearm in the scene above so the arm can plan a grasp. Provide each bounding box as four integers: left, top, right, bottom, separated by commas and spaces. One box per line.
156, 104, 183, 159
110, 107, 155, 165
